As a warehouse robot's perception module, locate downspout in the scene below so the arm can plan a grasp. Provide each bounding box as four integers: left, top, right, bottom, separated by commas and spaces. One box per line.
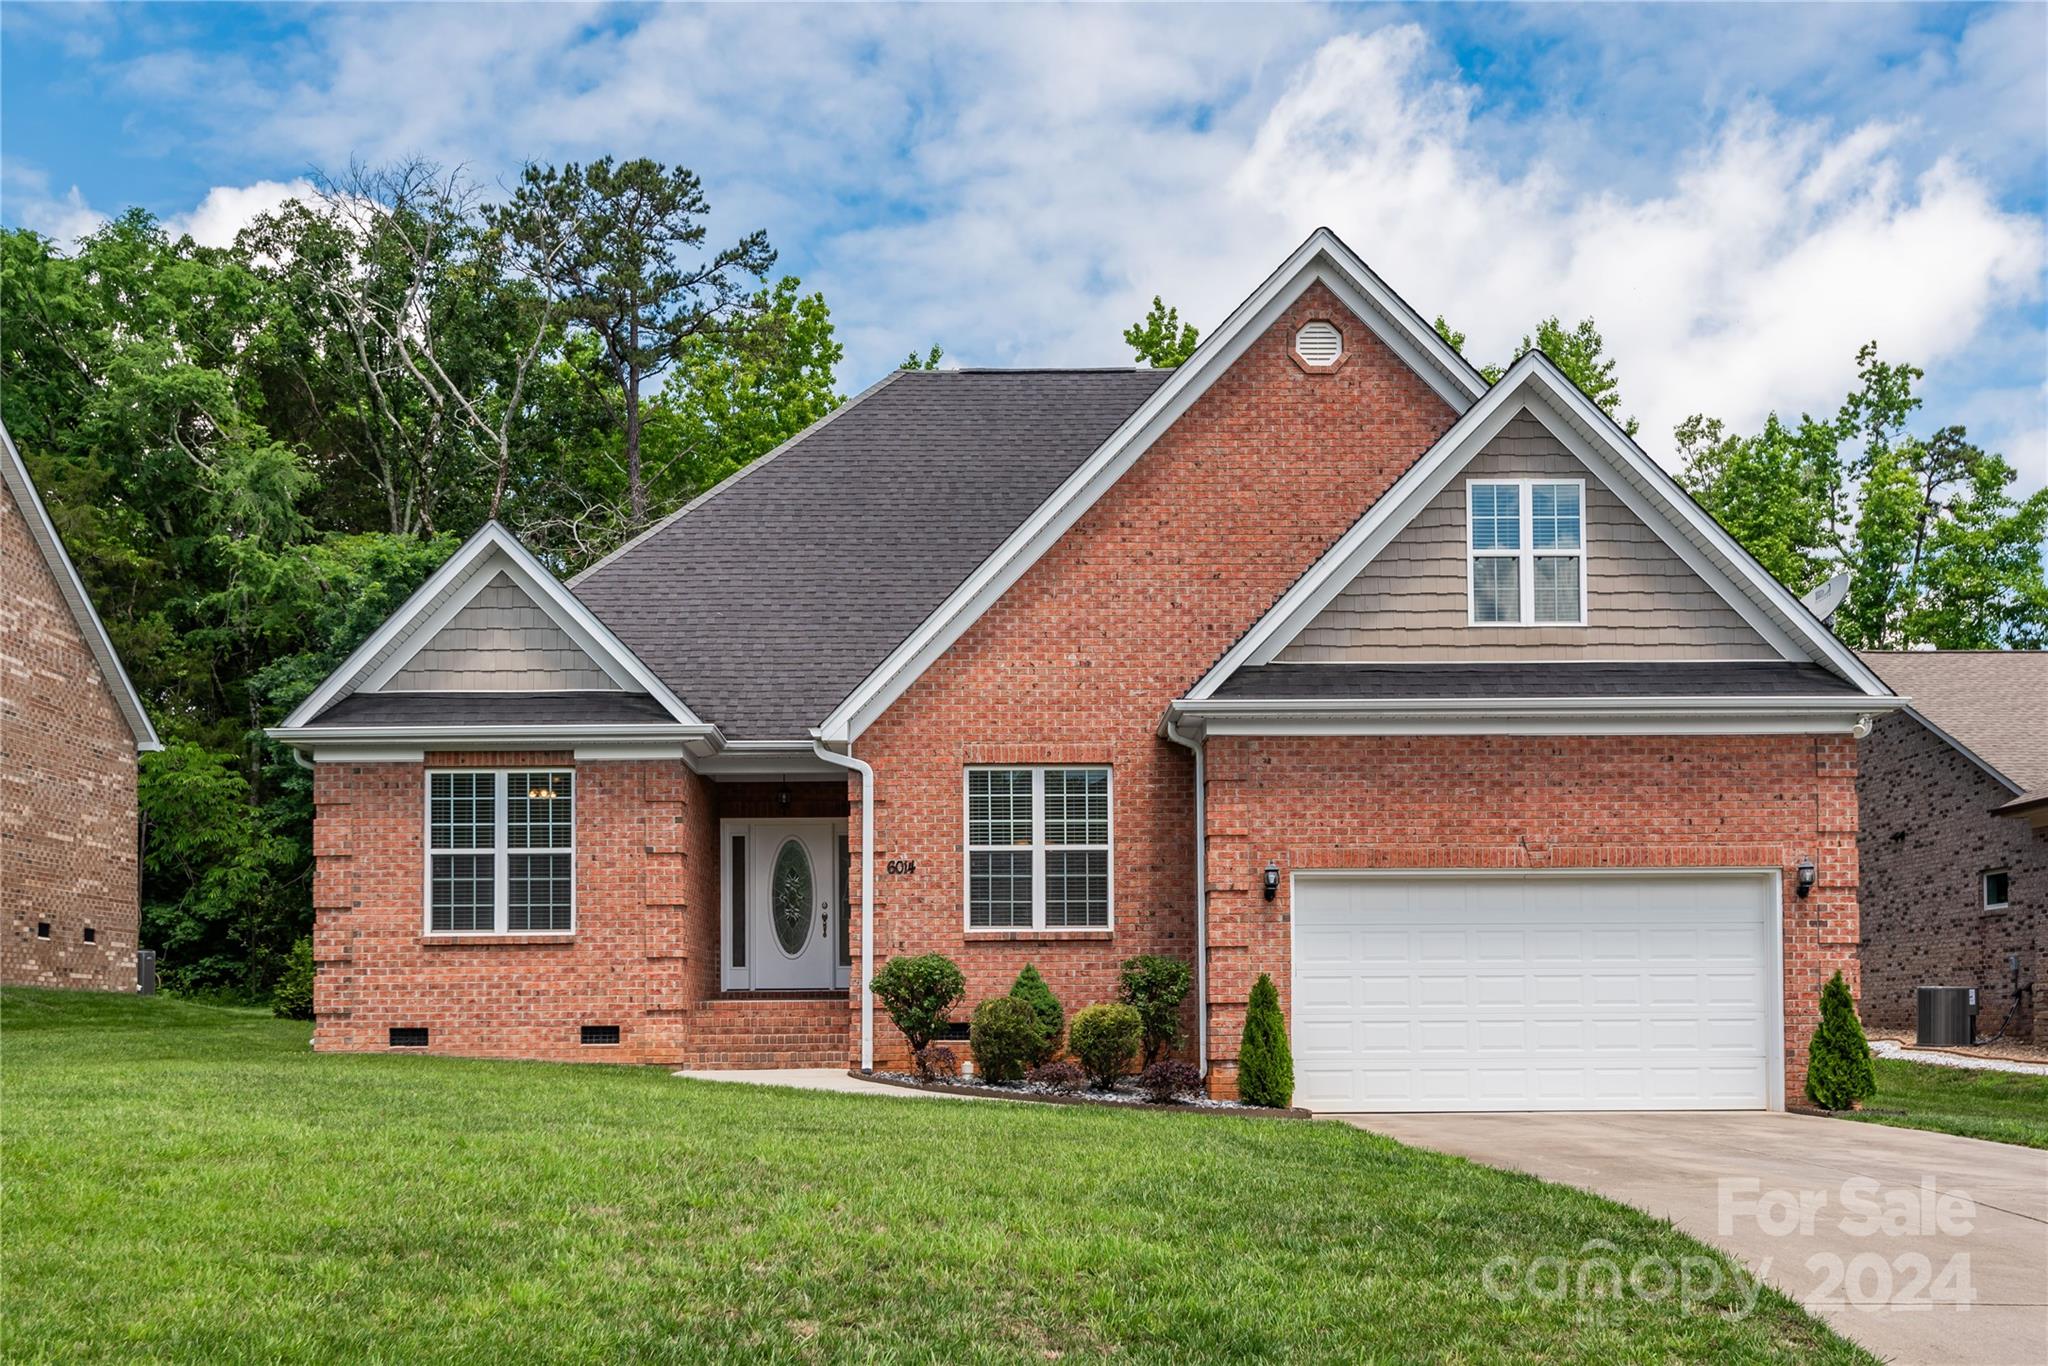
1163, 716, 1208, 1075
812, 739, 877, 1072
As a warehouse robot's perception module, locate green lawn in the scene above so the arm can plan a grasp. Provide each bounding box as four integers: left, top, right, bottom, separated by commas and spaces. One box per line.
2, 991, 1867, 1363
1845, 1055, 2048, 1149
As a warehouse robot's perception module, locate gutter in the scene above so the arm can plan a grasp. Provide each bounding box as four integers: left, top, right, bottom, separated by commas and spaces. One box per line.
811, 739, 877, 1073
267, 723, 721, 745
1162, 719, 1209, 1076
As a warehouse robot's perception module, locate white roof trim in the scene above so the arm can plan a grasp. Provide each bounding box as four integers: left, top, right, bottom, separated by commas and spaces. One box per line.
1184, 352, 1894, 703
815, 227, 1487, 743
1169, 692, 1899, 737
279, 522, 704, 729
0, 421, 160, 751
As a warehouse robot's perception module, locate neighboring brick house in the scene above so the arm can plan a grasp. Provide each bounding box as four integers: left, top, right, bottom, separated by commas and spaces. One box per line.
271, 231, 1899, 1110
2, 421, 161, 990
1855, 651, 2047, 1044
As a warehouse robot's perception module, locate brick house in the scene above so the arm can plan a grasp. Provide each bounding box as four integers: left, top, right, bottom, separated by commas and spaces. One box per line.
1855, 651, 2046, 1044
2, 421, 161, 990
271, 231, 1899, 1109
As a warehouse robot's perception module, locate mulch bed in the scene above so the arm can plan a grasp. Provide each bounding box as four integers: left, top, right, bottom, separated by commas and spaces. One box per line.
854, 1070, 1312, 1119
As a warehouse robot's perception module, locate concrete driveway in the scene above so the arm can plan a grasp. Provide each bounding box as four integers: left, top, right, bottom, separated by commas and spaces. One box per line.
1339, 1111, 2047, 1365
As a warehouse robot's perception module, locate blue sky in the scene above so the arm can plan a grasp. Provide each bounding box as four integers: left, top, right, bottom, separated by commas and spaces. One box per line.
4, 2, 2044, 486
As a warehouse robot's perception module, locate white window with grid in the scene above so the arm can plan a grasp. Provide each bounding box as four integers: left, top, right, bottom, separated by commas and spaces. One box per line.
426, 769, 575, 934
964, 767, 1112, 930
1468, 478, 1586, 626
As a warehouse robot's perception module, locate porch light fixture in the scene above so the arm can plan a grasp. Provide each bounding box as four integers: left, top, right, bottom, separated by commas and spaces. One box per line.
1264, 861, 1280, 901
1796, 857, 1816, 898
777, 782, 792, 811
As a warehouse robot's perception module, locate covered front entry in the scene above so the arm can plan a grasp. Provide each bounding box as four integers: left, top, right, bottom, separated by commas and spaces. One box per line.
721, 820, 850, 991
1290, 871, 1780, 1113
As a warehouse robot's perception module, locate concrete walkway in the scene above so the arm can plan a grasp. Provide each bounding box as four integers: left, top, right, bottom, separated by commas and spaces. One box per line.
671, 1067, 997, 1100
1338, 1110, 2048, 1366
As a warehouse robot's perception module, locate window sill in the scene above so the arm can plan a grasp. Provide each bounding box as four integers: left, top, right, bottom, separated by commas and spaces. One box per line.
964, 930, 1114, 943
418, 934, 576, 947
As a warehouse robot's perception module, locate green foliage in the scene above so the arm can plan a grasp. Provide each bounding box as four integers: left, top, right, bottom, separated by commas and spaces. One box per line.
272, 939, 315, 1021
1008, 963, 1065, 1066
1516, 317, 1638, 436
900, 343, 944, 370
1805, 971, 1876, 1112
1683, 342, 2048, 648
968, 995, 1044, 1083
1068, 1003, 1142, 1088
1117, 955, 1193, 1065
1237, 974, 1294, 1108
869, 954, 966, 1057
1, 175, 841, 999
1124, 296, 1200, 367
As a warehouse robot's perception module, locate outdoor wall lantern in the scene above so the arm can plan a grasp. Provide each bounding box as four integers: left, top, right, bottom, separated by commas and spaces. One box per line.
1796, 857, 1817, 898
1264, 861, 1280, 901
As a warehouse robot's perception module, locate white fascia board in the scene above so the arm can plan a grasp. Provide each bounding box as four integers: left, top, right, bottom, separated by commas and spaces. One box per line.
1188, 355, 1893, 701
1170, 692, 1903, 737
280, 522, 704, 729
0, 421, 161, 750
268, 723, 719, 745
816, 229, 1485, 744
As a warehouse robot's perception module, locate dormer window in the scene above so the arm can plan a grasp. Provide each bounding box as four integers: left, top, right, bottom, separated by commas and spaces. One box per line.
1468, 479, 1585, 626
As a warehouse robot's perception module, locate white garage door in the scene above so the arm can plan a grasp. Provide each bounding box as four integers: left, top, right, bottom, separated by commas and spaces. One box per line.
1291, 873, 1776, 1112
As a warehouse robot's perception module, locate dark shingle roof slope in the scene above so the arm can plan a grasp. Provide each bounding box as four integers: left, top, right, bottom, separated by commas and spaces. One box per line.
312, 692, 680, 727
571, 369, 1173, 737
1212, 661, 1864, 700
1858, 651, 2048, 793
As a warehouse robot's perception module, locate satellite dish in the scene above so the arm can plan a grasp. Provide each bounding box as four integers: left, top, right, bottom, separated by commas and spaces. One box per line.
1801, 571, 1852, 623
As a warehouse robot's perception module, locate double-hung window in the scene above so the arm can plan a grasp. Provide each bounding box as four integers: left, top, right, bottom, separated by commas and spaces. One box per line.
1469, 478, 1585, 626
966, 767, 1111, 929
427, 769, 575, 934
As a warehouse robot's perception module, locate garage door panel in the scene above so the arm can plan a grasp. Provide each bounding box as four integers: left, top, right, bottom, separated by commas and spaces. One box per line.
1291, 874, 1774, 1112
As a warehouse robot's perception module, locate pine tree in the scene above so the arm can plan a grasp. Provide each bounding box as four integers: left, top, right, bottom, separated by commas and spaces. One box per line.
1237, 973, 1294, 1108
1805, 970, 1876, 1110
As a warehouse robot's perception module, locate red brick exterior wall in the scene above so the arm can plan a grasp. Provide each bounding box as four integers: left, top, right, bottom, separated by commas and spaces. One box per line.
1200, 733, 1861, 1101
308, 757, 852, 1065
1858, 712, 2043, 1042
2, 476, 141, 991
851, 286, 1459, 1067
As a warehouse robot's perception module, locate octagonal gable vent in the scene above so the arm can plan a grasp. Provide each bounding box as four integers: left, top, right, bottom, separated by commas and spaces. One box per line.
1295, 320, 1343, 367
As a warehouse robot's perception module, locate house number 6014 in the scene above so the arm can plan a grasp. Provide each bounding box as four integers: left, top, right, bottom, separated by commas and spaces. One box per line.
886, 859, 916, 875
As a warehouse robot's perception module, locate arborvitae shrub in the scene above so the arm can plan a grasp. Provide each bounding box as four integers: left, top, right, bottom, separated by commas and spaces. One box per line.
271, 938, 315, 1021
1805, 970, 1876, 1111
1237, 973, 1294, 1108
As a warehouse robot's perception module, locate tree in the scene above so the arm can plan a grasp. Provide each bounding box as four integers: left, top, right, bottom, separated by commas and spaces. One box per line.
1237, 973, 1293, 1108
1683, 342, 2048, 648
493, 157, 775, 529
901, 343, 943, 370
1805, 970, 1876, 1111
1124, 296, 1199, 367
1432, 314, 1504, 384
1517, 317, 1637, 436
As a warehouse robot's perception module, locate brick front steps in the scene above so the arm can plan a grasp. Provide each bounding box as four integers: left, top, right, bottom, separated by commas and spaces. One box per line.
682, 992, 850, 1068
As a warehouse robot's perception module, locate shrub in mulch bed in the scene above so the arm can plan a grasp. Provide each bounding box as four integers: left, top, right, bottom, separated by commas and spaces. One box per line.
856, 1067, 1312, 1119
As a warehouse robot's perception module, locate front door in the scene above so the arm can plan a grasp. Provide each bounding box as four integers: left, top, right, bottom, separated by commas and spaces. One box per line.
732, 822, 845, 990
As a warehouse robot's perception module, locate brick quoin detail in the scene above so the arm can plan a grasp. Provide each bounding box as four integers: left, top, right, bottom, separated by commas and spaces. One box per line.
2, 476, 141, 991
853, 285, 1460, 1073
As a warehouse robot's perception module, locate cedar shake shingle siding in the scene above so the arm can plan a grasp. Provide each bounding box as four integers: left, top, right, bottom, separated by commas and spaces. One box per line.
1, 475, 142, 991
388, 572, 619, 692
1277, 409, 1771, 661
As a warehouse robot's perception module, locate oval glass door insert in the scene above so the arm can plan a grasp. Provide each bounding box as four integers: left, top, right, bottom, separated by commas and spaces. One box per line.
771, 838, 814, 957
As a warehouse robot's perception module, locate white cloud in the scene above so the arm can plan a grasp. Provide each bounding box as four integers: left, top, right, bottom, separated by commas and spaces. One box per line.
2, 163, 109, 249
163, 179, 315, 248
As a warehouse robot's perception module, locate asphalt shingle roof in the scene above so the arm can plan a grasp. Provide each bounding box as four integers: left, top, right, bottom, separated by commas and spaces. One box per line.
313, 692, 678, 727
570, 368, 1173, 738
1858, 651, 2048, 794
1211, 661, 1865, 701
